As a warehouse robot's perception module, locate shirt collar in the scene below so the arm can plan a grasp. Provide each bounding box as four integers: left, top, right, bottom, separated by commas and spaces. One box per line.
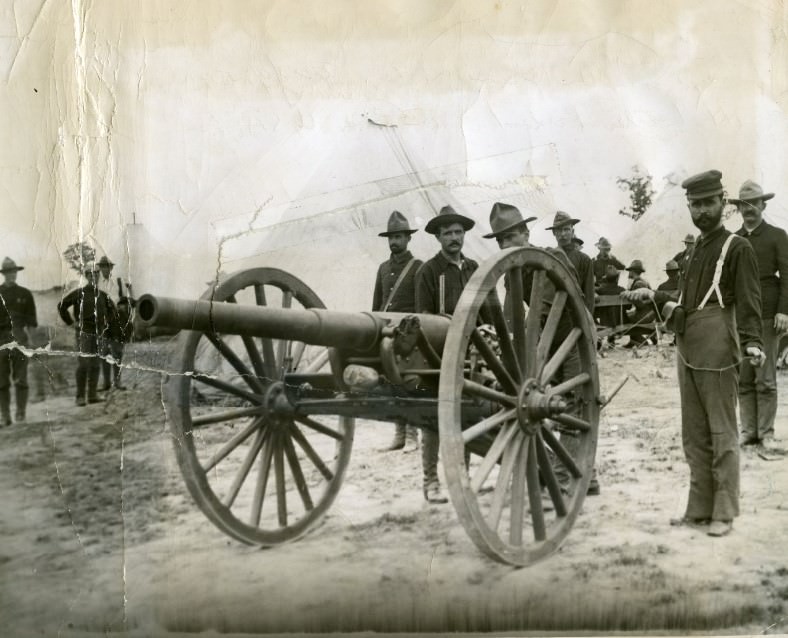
389, 250, 413, 265
696, 225, 726, 247
436, 251, 466, 269
739, 220, 764, 236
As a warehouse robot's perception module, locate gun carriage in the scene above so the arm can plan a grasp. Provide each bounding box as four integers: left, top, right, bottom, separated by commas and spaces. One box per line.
137, 246, 602, 566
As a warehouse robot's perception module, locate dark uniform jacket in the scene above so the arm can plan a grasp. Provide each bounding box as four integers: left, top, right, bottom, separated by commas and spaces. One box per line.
654, 226, 762, 350
0, 283, 37, 346
416, 252, 478, 315
372, 250, 422, 313
735, 221, 788, 320
672, 247, 693, 279
592, 254, 626, 285
58, 284, 115, 337
563, 245, 595, 314
657, 276, 680, 300
595, 278, 625, 329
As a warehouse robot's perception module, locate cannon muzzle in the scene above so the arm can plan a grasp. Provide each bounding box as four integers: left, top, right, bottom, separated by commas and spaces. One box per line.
137, 293, 450, 353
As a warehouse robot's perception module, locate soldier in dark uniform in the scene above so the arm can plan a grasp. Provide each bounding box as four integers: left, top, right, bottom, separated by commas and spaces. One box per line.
657, 260, 681, 297
0, 258, 37, 425
415, 205, 477, 503
623, 170, 764, 537
97, 256, 128, 391
731, 181, 788, 447
547, 211, 595, 315
58, 262, 116, 406
592, 237, 626, 287
624, 259, 656, 348
372, 211, 422, 453
672, 233, 695, 281
595, 265, 625, 344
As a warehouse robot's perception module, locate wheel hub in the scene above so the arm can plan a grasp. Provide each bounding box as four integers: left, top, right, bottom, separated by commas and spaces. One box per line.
263, 382, 294, 425
516, 379, 567, 433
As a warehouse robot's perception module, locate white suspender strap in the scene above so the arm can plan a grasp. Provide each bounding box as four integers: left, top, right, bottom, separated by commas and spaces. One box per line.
697, 234, 736, 311
438, 274, 445, 315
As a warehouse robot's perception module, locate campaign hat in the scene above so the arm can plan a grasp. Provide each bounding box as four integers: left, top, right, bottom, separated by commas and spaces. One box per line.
424, 205, 475, 235
546, 210, 580, 230
378, 210, 418, 237
573, 237, 584, 247
683, 233, 695, 244
665, 260, 680, 272
626, 259, 646, 273
595, 237, 611, 248
728, 180, 774, 204
482, 202, 536, 239
97, 255, 115, 267
0, 257, 23, 273
681, 170, 724, 201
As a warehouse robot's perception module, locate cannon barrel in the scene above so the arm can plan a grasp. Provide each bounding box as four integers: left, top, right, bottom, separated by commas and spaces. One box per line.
136, 293, 451, 353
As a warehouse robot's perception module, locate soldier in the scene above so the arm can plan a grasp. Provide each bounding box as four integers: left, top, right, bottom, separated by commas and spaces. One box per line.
58, 262, 116, 406
483, 202, 600, 495
657, 260, 681, 297
591, 237, 626, 287
623, 170, 764, 537
96, 256, 127, 391
415, 205, 477, 503
548, 211, 595, 314
731, 181, 788, 448
372, 211, 422, 453
623, 259, 656, 348
595, 264, 625, 345
0, 258, 37, 425
672, 233, 695, 280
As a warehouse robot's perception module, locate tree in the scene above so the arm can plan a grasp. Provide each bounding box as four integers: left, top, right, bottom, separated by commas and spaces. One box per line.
62, 242, 95, 273
617, 166, 657, 221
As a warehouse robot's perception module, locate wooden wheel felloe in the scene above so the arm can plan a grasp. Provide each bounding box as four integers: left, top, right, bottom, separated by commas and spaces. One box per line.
166, 268, 354, 546
439, 247, 600, 566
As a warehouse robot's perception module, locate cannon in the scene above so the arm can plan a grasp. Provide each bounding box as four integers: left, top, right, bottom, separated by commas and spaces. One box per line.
137, 247, 601, 566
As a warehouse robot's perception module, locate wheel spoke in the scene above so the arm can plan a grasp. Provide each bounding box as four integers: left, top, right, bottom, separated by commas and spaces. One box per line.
227, 295, 269, 382
541, 425, 583, 479
303, 349, 330, 373
250, 434, 275, 526
291, 424, 334, 481
462, 379, 517, 407
462, 408, 517, 443
205, 333, 266, 394
507, 266, 527, 371
487, 430, 523, 531
275, 291, 294, 375
470, 423, 518, 493
539, 327, 581, 386
290, 341, 307, 372
470, 328, 517, 395
535, 432, 567, 517
223, 427, 268, 508
483, 292, 521, 382
294, 415, 345, 441
535, 291, 567, 379
191, 405, 267, 427
192, 372, 263, 405
273, 433, 287, 526
526, 436, 546, 541
253, 284, 278, 379
203, 418, 262, 473
551, 413, 591, 432
524, 270, 545, 379
509, 434, 529, 546
548, 372, 590, 398
283, 429, 314, 511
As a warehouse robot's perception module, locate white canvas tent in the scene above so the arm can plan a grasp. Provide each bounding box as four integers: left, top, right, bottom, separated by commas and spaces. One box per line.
0, 0, 786, 306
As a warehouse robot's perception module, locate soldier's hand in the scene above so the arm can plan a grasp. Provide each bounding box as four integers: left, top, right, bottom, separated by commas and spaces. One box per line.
774, 313, 788, 334
620, 289, 654, 303
745, 346, 766, 367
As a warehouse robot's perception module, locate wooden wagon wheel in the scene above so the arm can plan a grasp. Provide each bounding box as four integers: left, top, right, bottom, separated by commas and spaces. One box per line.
440, 247, 599, 566
166, 267, 354, 546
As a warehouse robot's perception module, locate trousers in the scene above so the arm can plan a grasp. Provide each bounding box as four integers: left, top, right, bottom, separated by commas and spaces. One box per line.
739, 318, 778, 442
76, 332, 101, 400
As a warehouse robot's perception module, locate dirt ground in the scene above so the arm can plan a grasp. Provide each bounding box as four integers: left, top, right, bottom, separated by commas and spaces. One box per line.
2, 338, 788, 637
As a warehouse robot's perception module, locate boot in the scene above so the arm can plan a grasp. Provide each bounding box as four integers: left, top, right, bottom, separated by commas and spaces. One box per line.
15, 386, 28, 423
0, 387, 11, 426
422, 430, 448, 504
87, 362, 102, 404
382, 422, 406, 451
402, 426, 419, 453
113, 364, 126, 390
101, 359, 111, 391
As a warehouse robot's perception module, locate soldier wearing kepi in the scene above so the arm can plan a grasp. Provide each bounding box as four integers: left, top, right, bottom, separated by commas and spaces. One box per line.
0, 258, 38, 425
372, 211, 422, 453
58, 262, 116, 406
731, 181, 788, 448
416, 205, 478, 503
623, 170, 764, 537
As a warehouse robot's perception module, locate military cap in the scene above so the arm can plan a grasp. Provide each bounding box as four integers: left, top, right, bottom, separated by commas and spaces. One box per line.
729, 180, 774, 204
0, 257, 24, 273
424, 205, 475, 235
595, 237, 611, 248
97, 255, 115, 268
379, 210, 418, 237
683, 233, 695, 244
482, 202, 536, 239
546, 210, 580, 230
573, 237, 584, 247
681, 169, 724, 201
665, 260, 680, 272
625, 259, 646, 273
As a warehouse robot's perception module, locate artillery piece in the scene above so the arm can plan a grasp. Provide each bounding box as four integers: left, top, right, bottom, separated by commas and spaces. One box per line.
137, 246, 601, 566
